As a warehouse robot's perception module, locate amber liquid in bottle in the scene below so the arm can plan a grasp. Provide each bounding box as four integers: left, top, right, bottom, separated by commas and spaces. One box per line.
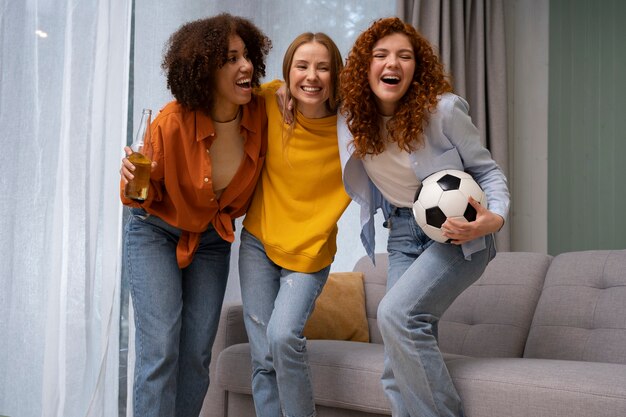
124, 108, 153, 201
124, 152, 151, 201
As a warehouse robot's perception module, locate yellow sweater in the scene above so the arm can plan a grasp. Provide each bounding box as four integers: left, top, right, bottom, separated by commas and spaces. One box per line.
243, 81, 351, 273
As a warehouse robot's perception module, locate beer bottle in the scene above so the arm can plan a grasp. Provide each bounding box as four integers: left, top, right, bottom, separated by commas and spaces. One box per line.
124, 108, 153, 201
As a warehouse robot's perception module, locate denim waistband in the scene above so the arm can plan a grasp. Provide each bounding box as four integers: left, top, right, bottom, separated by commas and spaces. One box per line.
129, 207, 181, 236
389, 206, 414, 217
383, 205, 415, 229
128, 207, 222, 236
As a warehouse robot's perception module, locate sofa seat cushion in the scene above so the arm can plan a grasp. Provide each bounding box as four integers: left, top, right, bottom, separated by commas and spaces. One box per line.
217, 340, 390, 414
448, 357, 626, 417
217, 341, 471, 415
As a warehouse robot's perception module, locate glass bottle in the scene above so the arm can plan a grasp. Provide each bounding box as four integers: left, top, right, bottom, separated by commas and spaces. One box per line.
124, 108, 153, 201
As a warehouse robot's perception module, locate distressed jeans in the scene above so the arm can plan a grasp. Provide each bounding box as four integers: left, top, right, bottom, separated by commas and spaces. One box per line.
125, 207, 230, 417
239, 228, 329, 417
378, 207, 496, 417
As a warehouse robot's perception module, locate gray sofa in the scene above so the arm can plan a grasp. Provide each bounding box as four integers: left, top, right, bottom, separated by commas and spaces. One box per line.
201, 250, 626, 417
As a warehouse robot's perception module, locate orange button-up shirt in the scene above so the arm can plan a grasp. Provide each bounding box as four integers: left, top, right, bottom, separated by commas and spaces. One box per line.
120, 95, 267, 268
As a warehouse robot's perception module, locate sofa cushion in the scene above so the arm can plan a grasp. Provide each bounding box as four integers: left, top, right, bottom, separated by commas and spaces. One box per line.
524, 250, 626, 364
217, 342, 626, 417
353, 254, 389, 344
438, 252, 552, 358
217, 340, 391, 414
223, 393, 390, 417
353, 252, 552, 353
303, 272, 369, 342
448, 357, 626, 417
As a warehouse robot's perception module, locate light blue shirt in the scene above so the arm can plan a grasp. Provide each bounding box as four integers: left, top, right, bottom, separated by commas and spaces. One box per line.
338, 93, 510, 262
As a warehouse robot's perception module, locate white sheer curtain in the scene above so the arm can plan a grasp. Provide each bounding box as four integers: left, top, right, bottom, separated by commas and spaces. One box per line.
0, 0, 131, 416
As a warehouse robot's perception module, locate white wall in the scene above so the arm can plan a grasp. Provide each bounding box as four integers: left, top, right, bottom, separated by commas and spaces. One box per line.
504, 0, 550, 253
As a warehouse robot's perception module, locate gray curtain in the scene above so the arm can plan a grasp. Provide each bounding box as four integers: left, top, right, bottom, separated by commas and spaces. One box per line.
397, 0, 510, 251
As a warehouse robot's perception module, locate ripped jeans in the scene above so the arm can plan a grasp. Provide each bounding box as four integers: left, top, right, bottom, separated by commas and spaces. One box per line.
239, 228, 329, 417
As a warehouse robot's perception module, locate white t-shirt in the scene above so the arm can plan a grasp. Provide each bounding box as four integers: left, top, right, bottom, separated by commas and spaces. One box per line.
362, 116, 421, 208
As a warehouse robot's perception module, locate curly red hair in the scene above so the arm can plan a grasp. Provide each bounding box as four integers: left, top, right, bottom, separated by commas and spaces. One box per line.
340, 17, 452, 158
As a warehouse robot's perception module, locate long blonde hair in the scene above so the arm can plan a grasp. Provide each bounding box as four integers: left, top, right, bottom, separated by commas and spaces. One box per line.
281, 33, 343, 157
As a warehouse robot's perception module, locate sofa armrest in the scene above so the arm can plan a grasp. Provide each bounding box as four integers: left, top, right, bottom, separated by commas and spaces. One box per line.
217, 302, 249, 347
200, 302, 249, 417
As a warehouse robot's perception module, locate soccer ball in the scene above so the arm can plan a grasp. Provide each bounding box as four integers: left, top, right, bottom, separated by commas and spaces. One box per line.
412, 169, 486, 243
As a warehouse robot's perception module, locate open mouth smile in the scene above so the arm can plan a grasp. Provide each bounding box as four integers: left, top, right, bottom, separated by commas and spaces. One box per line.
381, 75, 401, 85
236, 78, 251, 89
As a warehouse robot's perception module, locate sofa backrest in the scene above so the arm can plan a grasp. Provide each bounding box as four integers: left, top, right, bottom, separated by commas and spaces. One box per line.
438, 252, 552, 357
353, 252, 552, 356
353, 254, 388, 344
524, 250, 626, 364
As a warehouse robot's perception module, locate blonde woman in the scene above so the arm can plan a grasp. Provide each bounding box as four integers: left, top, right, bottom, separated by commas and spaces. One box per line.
239, 33, 350, 417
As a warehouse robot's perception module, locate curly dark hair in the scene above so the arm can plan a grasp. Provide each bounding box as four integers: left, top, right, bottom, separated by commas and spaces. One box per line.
161, 13, 272, 112
340, 17, 452, 158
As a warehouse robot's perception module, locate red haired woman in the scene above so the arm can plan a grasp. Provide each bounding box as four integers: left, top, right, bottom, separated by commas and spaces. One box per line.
338, 17, 510, 417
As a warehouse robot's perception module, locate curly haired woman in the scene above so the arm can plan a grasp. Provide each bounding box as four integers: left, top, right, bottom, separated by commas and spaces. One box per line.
338, 17, 510, 417
119, 14, 270, 417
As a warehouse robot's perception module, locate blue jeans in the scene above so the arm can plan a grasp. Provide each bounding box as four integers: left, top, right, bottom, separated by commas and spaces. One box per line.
239, 228, 329, 417
124, 207, 230, 417
378, 207, 496, 417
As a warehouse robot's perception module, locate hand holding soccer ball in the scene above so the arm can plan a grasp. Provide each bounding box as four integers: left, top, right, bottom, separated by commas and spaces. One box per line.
412, 170, 503, 244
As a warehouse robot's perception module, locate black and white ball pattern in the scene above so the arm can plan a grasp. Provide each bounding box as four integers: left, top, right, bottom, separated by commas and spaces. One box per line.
412, 169, 486, 243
